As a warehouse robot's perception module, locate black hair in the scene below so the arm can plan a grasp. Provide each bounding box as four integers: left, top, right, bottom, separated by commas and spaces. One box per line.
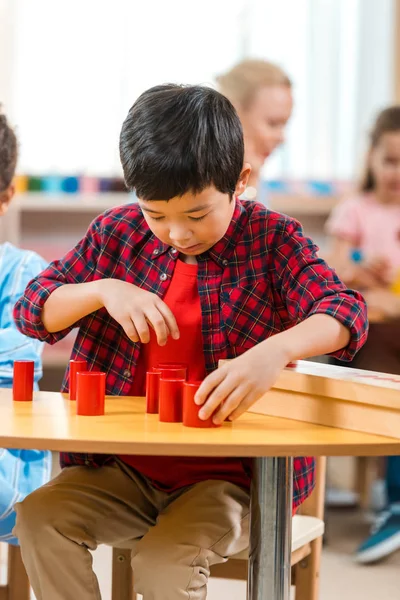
119, 84, 244, 200
0, 108, 18, 193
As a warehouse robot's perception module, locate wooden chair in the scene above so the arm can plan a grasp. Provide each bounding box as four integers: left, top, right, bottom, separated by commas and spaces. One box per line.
111, 457, 326, 600
0, 545, 30, 600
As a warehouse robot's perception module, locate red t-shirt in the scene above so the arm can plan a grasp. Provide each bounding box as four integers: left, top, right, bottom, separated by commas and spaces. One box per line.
119, 259, 251, 492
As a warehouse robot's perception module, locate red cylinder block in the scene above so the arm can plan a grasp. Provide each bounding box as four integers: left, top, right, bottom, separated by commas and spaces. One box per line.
153, 366, 187, 380
12, 361, 34, 401
76, 371, 106, 416
69, 360, 88, 400
159, 378, 184, 422
146, 371, 160, 414
156, 362, 188, 370
182, 382, 221, 428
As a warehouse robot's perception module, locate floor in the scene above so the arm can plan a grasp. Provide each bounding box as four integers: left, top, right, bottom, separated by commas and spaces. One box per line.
1, 507, 396, 599
92, 508, 400, 599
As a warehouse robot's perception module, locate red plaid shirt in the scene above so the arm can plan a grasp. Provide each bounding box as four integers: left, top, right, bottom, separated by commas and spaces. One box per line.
14, 199, 368, 508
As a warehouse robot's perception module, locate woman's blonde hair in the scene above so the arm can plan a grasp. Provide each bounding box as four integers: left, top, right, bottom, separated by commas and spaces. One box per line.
216, 59, 291, 109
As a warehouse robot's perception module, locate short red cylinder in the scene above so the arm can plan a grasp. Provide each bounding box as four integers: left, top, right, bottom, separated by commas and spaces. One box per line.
156, 362, 187, 370
153, 366, 187, 380
76, 371, 106, 416
159, 378, 184, 422
182, 382, 220, 428
146, 371, 160, 414
12, 361, 34, 401
69, 360, 88, 400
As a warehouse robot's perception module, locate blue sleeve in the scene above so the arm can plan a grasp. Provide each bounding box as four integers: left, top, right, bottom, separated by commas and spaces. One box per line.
0, 253, 47, 388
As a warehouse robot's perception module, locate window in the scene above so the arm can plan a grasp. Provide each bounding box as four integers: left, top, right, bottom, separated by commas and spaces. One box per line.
2, 0, 395, 181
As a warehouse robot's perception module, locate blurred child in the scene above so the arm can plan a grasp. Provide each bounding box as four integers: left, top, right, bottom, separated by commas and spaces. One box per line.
326, 105, 400, 564
0, 109, 51, 545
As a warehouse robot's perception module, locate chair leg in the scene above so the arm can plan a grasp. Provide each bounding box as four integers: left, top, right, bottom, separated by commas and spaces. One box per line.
293, 537, 322, 600
112, 548, 135, 600
7, 546, 30, 600
356, 457, 378, 511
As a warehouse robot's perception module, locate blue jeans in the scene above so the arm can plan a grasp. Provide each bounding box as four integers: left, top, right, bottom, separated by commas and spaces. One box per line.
387, 456, 400, 505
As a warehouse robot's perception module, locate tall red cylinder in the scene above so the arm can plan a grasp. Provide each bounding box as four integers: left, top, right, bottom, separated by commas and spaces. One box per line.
69, 360, 88, 400
76, 372, 106, 416
146, 371, 160, 414
12, 361, 34, 401
182, 382, 220, 428
159, 378, 184, 422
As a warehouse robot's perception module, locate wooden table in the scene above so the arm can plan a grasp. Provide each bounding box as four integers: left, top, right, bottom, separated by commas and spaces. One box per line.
1, 389, 400, 600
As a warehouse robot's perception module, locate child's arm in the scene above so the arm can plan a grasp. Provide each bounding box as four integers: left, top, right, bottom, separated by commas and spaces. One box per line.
14, 214, 179, 347
196, 313, 350, 425
325, 196, 391, 288
327, 237, 390, 289
0, 252, 47, 388
196, 218, 368, 425
41, 279, 179, 346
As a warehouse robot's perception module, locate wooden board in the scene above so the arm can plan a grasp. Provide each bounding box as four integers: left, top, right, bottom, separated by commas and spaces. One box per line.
219, 360, 400, 438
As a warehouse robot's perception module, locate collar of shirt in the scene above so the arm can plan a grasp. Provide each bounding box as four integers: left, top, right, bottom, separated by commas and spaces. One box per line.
149, 199, 248, 268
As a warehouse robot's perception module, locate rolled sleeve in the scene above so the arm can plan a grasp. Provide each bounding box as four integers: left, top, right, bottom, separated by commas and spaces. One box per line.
274, 219, 368, 361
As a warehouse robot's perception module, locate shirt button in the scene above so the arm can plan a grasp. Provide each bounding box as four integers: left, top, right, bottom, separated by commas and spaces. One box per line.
171, 248, 178, 254
153, 248, 160, 255
160, 273, 168, 281
123, 369, 132, 378
222, 259, 228, 266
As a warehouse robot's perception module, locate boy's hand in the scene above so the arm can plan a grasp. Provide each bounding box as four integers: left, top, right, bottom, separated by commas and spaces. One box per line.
98, 279, 179, 345
195, 340, 289, 425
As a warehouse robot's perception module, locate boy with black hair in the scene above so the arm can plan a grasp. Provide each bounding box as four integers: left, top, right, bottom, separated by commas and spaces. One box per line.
14, 84, 367, 599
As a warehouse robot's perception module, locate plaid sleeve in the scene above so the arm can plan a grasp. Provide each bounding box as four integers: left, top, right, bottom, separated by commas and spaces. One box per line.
273, 218, 368, 361
13, 216, 103, 345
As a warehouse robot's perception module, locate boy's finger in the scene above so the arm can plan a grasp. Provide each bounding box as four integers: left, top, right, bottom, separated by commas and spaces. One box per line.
211, 385, 249, 425
157, 301, 180, 340
194, 368, 226, 405
145, 307, 169, 346
198, 376, 235, 421
130, 311, 151, 344
227, 392, 255, 422
120, 318, 139, 342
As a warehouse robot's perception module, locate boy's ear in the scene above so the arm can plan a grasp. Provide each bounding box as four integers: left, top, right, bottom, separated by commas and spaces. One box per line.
234, 163, 252, 197
0, 184, 15, 216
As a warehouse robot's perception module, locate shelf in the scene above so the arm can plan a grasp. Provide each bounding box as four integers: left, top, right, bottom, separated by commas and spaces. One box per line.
11, 192, 339, 217
14, 192, 131, 212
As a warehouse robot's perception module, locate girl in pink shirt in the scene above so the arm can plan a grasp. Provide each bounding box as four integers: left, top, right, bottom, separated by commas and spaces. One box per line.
326, 106, 400, 565
326, 106, 400, 293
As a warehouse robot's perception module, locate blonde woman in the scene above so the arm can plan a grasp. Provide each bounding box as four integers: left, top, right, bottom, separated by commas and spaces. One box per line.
217, 59, 293, 198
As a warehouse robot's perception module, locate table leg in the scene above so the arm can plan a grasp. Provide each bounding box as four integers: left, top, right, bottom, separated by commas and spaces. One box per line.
248, 457, 293, 600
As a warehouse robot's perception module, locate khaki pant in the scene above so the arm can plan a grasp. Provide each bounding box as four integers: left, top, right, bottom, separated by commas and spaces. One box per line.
14, 459, 250, 600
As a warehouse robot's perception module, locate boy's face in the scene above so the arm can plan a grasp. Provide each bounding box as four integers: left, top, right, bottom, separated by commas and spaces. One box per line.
138, 167, 250, 258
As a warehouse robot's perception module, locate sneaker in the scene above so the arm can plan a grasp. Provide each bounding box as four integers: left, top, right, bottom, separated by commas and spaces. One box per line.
355, 504, 400, 564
